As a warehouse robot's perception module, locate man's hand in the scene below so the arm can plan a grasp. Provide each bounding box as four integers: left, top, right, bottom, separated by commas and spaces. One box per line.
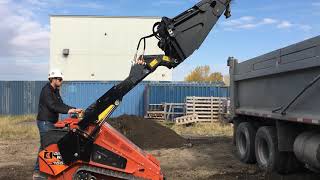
136, 59, 145, 65
68, 108, 83, 114
75, 109, 83, 113
68, 108, 77, 114
135, 55, 146, 65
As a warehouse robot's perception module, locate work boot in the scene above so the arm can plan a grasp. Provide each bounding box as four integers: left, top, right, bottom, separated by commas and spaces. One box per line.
33, 170, 47, 180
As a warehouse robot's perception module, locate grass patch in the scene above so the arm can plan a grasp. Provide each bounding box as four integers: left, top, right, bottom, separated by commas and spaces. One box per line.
168, 122, 233, 137
0, 115, 38, 140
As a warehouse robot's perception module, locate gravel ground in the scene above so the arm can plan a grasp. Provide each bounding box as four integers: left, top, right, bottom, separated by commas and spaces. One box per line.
0, 137, 319, 180
0, 116, 319, 180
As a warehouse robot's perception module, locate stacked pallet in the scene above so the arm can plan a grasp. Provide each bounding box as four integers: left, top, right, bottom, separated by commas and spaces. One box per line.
185, 96, 227, 122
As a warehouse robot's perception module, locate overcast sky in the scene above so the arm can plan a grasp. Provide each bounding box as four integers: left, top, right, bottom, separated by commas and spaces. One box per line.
0, 0, 319, 80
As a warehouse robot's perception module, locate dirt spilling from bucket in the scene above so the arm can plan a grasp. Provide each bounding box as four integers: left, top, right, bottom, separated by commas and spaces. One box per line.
107, 115, 187, 149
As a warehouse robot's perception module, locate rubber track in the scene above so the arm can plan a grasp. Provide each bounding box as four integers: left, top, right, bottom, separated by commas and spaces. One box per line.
73, 165, 146, 180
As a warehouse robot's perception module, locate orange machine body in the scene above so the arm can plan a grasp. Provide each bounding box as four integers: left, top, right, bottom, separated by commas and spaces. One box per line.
39, 118, 163, 180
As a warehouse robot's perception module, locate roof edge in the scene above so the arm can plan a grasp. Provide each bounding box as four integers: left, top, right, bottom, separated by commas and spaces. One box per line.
50, 15, 162, 19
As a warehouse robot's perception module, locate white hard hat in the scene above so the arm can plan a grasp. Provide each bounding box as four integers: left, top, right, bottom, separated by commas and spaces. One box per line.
48, 69, 64, 79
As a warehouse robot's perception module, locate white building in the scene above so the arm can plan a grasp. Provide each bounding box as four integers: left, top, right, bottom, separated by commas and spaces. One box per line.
50, 16, 172, 81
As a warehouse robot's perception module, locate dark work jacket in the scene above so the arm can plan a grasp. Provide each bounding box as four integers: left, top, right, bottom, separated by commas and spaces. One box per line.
37, 83, 74, 123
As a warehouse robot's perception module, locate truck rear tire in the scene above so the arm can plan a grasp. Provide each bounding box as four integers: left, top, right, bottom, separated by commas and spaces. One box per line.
255, 126, 278, 172
255, 126, 300, 174
235, 122, 256, 163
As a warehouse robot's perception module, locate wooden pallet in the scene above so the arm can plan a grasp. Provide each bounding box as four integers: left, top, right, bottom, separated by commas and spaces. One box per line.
145, 104, 164, 119
175, 114, 216, 125
185, 96, 227, 122
175, 114, 199, 125
145, 103, 185, 121
163, 103, 185, 120
145, 110, 165, 119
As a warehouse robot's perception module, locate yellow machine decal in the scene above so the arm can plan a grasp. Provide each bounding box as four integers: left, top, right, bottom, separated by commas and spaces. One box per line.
149, 59, 158, 68
162, 56, 170, 62
98, 105, 115, 122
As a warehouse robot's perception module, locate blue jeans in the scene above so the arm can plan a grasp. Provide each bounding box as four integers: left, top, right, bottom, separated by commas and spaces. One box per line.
34, 120, 56, 171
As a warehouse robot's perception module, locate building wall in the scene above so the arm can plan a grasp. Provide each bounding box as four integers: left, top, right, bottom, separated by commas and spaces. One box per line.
50, 16, 172, 81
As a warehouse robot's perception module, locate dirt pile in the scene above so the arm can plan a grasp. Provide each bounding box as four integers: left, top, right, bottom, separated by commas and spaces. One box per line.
108, 115, 186, 149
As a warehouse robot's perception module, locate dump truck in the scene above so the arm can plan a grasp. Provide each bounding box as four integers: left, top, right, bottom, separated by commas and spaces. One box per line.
228, 36, 320, 174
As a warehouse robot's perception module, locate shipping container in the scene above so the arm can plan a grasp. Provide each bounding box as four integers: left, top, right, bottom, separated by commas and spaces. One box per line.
60, 81, 147, 118
0, 81, 47, 115
146, 82, 229, 104
0, 81, 229, 117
